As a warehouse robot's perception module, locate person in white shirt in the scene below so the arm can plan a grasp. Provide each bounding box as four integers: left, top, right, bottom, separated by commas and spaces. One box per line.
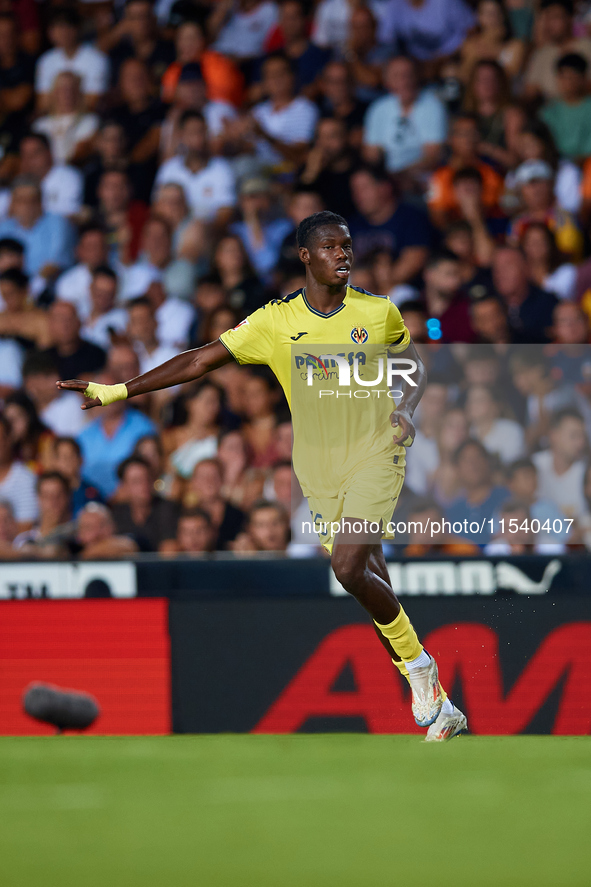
465, 384, 525, 465
119, 215, 197, 303
0, 337, 24, 392
19, 132, 83, 218
0, 415, 38, 527
55, 225, 109, 321
532, 408, 588, 520
251, 53, 319, 167
127, 296, 179, 375
363, 56, 447, 175
144, 280, 195, 350
22, 352, 88, 438
211, 0, 279, 59
35, 7, 109, 113
33, 71, 99, 165
154, 110, 236, 224
81, 266, 128, 350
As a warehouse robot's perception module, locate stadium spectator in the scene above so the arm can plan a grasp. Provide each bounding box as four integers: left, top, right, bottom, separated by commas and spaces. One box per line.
120, 214, 196, 303
540, 53, 591, 162
111, 455, 179, 551
524, 0, 591, 101
3, 390, 52, 470
380, 0, 475, 64
105, 0, 174, 88
465, 384, 525, 464
0, 13, 35, 177
298, 117, 358, 219
127, 296, 177, 375
231, 178, 292, 281
35, 7, 109, 112
348, 164, 431, 291
74, 501, 139, 559
231, 499, 289, 552
160, 19, 243, 107
510, 348, 575, 449
32, 72, 99, 166
531, 408, 588, 519
0, 413, 38, 528
0, 268, 50, 349
154, 110, 236, 223
509, 119, 581, 216
420, 250, 476, 343
77, 366, 156, 500
552, 301, 590, 345
505, 457, 570, 541
55, 225, 109, 321
344, 6, 391, 104
460, 0, 525, 82
81, 121, 129, 209
95, 169, 149, 266
18, 131, 83, 218
22, 351, 87, 437
52, 436, 103, 517
316, 61, 366, 149
163, 380, 222, 481
13, 470, 72, 556
430, 407, 470, 506
461, 60, 523, 171
212, 235, 265, 316
403, 497, 480, 556
143, 279, 195, 350
508, 159, 583, 262
0, 177, 75, 278
363, 56, 447, 176
217, 429, 250, 508
491, 247, 558, 343
446, 439, 509, 541
470, 295, 513, 344
519, 222, 577, 301
42, 300, 106, 379
211, 0, 279, 61
484, 498, 540, 554
185, 457, 245, 549
160, 508, 215, 555
81, 266, 127, 351
266, 0, 331, 94
427, 114, 504, 229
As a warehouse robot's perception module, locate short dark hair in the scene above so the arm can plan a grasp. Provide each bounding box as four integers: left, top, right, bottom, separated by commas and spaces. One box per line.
0, 268, 28, 289
454, 438, 491, 465
263, 52, 296, 76
352, 161, 391, 185
48, 7, 81, 29
540, 0, 573, 14
92, 265, 117, 283
556, 52, 588, 75
54, 436, 82, 457
20, 132, 51, 153
506, 458, 536, 479
398, 299, 427, 315
180, 109, 205, 127
127, 295, 152, 311
296, 211, 348, 249
117, 455, 151, 481
452, 166, 483, 187
37, 471, 70, 496
22, 352, 59, 379
552, 407, 585, 428
179, 507, 212, 527
425, 249, 461, 271
0, 237, 24, 256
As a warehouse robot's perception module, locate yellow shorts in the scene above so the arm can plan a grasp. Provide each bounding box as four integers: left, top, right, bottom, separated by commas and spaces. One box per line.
307, 462, 405, 553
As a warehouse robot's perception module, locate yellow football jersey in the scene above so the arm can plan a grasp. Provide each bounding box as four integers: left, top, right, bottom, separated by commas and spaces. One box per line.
219, 285, 411, 499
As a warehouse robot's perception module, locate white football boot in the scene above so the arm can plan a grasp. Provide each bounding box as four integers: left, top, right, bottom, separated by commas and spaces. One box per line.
408, 654, 443, 727
425, 702, 468, 742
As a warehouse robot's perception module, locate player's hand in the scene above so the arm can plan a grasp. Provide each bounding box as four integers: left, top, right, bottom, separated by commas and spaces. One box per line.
56, 380, 101, 410
390, 409, 415, 447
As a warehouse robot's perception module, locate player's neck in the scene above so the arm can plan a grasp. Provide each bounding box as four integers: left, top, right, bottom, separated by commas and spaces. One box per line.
304, 280, 347, 314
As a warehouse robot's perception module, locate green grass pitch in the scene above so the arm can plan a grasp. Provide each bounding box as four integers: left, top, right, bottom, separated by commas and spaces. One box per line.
1, 735, 589, 887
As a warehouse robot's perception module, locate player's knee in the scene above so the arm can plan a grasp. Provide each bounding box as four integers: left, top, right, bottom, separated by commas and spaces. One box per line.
332, 557, 365, 593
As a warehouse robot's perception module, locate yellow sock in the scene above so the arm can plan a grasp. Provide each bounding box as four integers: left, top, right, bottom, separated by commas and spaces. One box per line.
374, 606, 422, 662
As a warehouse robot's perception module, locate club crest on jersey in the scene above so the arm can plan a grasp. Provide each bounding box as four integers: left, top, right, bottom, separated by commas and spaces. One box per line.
351, 326, 368, 344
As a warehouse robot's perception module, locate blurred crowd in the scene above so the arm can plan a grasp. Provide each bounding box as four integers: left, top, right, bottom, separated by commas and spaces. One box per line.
2, 0, 591, 557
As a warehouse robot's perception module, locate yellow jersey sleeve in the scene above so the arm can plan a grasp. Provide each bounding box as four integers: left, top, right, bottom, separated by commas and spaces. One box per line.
384, 300, 411, 353
219, 305, 274, 366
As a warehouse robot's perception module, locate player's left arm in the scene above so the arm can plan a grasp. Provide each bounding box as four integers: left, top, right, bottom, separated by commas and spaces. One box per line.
389, 339, 427, 446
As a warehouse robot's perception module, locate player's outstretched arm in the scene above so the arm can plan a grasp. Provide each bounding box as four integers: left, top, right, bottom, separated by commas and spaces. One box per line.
390, 340, 427, 446
56, 340, 234, 410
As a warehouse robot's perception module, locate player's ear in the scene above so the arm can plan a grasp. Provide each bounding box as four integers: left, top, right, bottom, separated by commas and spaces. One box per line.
298, 246, 310, 265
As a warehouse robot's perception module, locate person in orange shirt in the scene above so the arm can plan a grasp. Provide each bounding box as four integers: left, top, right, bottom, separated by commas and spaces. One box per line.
428, 114, 504, 230
161, 19, 244, 108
